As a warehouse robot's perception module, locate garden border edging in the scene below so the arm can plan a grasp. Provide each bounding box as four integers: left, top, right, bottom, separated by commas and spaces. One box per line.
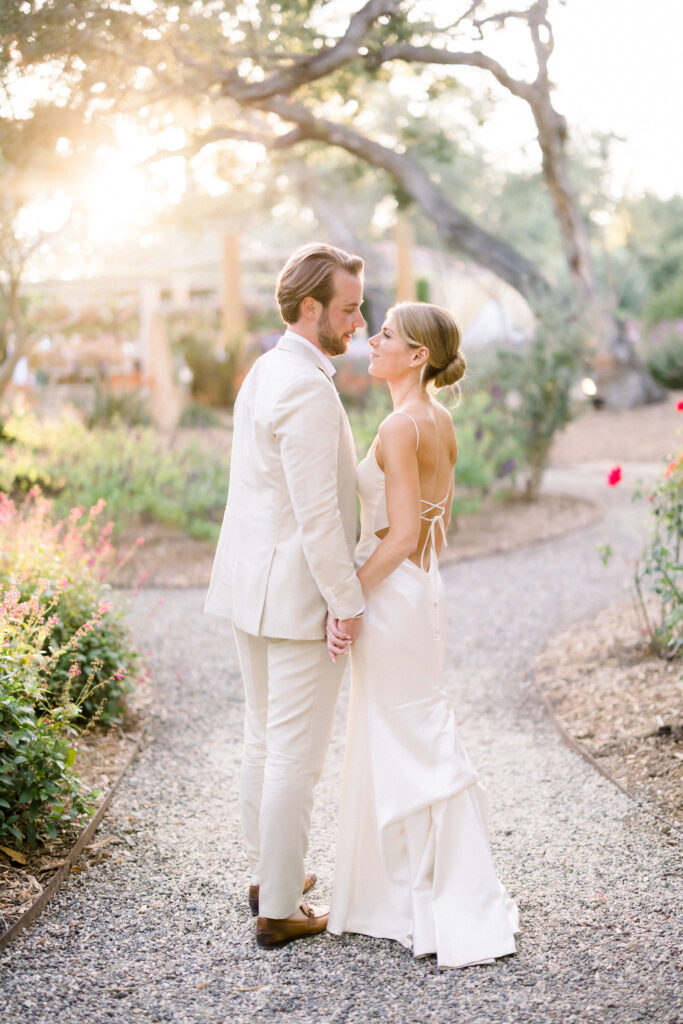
534, 678, 683, 839
0, 728, 145, 951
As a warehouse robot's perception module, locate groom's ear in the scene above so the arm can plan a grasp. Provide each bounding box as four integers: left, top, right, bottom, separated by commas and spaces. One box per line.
300, 295, 321, 321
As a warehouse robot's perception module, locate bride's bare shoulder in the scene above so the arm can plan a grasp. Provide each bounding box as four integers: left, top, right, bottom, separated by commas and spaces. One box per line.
431, 400, 458, 459
378, 411, 419, 446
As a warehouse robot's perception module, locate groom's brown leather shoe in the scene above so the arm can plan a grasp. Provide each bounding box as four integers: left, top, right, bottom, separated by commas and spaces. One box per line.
255, 902, 329, 949
248, 872, 317, 916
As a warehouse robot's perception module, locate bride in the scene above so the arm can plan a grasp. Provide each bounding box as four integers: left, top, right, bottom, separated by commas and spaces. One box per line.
326, 302, 519, 969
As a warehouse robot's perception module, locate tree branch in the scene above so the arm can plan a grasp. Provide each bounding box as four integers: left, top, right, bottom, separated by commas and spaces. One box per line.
255, 96, 549, 301
526, 0, 554, 89
471, 8, 535, 30
370, 43, 537, 101
217, 0, 402, 102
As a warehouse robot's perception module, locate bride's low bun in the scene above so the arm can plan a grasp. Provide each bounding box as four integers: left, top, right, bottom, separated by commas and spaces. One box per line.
430, 350, 466, 389
389, 301, 465, 392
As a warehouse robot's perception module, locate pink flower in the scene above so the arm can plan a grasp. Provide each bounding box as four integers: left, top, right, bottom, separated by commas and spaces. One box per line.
677, 400, 683, 412
607, 466, 622, 487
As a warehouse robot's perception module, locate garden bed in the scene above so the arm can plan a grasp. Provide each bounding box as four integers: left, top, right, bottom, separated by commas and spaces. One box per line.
444, 491, 600, 563
0, 710, 146, 943
535, 599, 682, 829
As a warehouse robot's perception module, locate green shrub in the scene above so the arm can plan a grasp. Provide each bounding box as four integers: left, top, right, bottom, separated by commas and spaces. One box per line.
644, 275, 683, 325
634, 440, 683, 659
178, 401, 224, 429
46, 597, 137, 726
347, 388, 392, 457
172, 318, 244, 408
0, 492, 145, 847
642, 323, 683, 389
450, 389, 522, 509
0, 589, 96, 847
0, 491, 139, 725
0, 411, 228, 540
87, 381, 151, 429
483, 309, 584, 498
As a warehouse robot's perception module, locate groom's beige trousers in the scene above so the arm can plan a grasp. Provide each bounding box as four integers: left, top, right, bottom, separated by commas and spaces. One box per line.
233, 626, 346, 920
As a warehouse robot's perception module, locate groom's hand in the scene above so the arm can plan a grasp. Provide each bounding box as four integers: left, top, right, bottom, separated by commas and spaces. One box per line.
326, 614, 361, 661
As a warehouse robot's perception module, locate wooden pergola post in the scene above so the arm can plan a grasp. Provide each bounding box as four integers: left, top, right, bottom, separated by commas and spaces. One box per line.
221, 232, 246, 355
138, 280, 161, 375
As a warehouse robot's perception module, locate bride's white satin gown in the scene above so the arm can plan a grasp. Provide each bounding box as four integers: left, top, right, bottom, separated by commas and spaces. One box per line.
327, 430, 519, 968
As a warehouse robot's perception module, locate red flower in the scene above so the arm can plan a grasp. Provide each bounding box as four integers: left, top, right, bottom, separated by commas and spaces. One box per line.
607, 466, 622, 487
678, 400, 683, 412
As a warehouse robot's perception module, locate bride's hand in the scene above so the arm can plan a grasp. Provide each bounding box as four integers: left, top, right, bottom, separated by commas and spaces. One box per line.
326, 616, 351, 662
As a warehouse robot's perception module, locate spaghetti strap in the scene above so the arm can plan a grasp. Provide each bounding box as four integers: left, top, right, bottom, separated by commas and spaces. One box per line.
390, 411, 419, 451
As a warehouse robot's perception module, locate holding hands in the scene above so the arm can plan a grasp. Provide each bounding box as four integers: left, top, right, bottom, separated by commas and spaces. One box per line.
326, 613, 362, 661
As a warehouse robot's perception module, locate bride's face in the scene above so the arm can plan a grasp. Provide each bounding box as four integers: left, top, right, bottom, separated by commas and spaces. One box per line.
368, 316, 427, 381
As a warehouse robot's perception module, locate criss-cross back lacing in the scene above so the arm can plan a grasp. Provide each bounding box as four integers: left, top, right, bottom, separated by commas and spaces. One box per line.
419, 496, 450, 572
392, 411, 451, 640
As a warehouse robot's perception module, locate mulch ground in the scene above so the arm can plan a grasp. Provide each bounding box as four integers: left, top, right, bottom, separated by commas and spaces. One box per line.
550, 391, 682, 465
535, 599, 682, 829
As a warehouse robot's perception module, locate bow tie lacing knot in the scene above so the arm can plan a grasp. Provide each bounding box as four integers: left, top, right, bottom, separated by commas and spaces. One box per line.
418, 496, 449, 641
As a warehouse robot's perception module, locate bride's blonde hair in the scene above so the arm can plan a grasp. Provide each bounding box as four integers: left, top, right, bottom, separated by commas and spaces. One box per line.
388, 302, 466, 390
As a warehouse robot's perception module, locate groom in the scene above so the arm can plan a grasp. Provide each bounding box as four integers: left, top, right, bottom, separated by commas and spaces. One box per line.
205, 243, 366, 947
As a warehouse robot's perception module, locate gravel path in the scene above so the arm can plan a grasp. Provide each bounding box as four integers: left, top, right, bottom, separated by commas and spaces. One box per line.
1, 463, 681, 1024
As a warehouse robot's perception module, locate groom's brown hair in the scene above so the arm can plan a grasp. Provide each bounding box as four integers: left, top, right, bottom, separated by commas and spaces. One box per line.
276, 243, 364, 325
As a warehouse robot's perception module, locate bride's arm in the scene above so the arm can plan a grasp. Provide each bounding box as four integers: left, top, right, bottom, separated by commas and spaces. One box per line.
356, 415, 421, 595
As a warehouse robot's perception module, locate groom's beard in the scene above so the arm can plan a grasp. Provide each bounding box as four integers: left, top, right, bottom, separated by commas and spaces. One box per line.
317, 308, 350, 357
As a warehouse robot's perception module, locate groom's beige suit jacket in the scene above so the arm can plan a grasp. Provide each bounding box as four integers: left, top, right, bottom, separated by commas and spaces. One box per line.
204, 331, 363, 640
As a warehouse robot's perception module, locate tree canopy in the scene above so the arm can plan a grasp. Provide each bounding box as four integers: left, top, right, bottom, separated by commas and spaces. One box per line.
0, 0, 667, 403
